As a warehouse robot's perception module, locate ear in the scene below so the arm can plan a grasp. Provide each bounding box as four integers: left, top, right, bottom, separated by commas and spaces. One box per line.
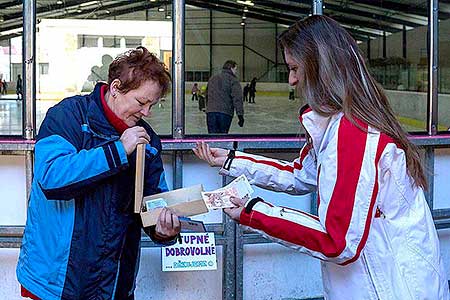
110, 79, 122, 97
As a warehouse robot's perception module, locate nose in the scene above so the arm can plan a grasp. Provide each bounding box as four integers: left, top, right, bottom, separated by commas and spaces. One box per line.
288, 72, 298, 87
141, 102, 151, 117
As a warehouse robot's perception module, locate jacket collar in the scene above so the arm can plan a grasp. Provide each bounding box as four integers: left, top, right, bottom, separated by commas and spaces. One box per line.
299, 104, 336, 153
86, 82, 119, 137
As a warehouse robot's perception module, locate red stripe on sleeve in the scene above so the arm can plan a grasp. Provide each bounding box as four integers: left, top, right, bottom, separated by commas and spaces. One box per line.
280, 205, 320, 221
241, 209, 341, 257
235, 155, 295, 172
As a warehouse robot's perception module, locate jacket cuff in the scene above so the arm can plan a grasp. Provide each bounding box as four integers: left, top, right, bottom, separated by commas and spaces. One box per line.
240, 208, 253, 226
102, 141, 128, 170
114, 140, 129, 165
222, 149, 235, 171
153, 235, 178, 247
240, 197, 264, 226
219, 150, 244, 176
145, 226, 179, 246
244, 197, 264, 213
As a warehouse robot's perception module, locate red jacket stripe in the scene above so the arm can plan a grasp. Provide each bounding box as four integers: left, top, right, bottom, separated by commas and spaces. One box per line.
235, 156, 303, 172
342, 132, 394, 265
241, 209, 341, 257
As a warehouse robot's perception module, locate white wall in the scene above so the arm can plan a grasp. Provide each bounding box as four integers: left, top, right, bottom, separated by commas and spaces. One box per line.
0, 155, 26, 226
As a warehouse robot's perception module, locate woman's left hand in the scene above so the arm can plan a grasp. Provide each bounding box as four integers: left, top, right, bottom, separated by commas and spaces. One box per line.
154, 208, 181, 241
223, 196, 246, 223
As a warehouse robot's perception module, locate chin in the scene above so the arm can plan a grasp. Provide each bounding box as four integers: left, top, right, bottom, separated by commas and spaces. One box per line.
126, 116, 141, 127
125, 120, 137, 127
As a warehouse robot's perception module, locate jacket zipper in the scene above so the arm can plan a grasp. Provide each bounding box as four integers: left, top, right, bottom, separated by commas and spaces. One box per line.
279, 207, 312, 218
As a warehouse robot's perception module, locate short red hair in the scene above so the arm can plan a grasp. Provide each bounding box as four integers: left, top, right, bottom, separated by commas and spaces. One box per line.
108, 46, 171, 97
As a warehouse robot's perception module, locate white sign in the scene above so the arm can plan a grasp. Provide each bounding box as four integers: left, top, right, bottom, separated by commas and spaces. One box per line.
162, 233, 217, 272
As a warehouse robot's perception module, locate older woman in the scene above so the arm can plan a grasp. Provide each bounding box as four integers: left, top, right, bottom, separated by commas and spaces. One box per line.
194, 16, 449, 299
17, 47, 180, 300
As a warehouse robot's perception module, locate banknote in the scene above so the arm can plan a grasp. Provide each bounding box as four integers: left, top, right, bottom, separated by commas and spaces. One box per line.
228, 174, 254, 196
202, 175, 253, 209
145, 198, 168, 210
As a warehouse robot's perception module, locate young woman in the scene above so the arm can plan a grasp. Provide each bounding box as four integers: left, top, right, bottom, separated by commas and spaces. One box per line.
194, 16, 449, 299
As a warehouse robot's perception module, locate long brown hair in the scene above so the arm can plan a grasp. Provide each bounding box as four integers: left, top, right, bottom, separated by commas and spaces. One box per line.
279, 15, 427, 189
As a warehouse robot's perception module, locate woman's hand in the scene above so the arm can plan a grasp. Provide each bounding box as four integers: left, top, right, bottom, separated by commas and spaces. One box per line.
192, 141, 229, 167
223, 196, 246, 223
120, 126, 151, 155
154, 208, 181, 241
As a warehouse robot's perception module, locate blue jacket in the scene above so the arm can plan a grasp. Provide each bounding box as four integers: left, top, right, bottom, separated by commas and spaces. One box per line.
17, 83, 169, 300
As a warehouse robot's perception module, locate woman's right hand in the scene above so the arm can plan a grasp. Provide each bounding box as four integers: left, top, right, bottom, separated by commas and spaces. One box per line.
193, 141, 228, 167
120, 126, 151, 155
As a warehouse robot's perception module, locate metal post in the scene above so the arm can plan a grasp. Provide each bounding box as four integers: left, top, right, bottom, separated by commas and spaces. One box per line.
242, 24, 245, 82
312, 0, 323, 15
173, 0, 185, 138
209, 9, 213, 77
424, 147, 434, 209
275, 24, 278, 82
223, 215, 236, 300
9, 38, 12, 81
222, 176, 239, 300
234, 143, 244, 300
235, 224, 244, 300
402, 25, 407, 59
383, 31, 386, 58
172, 151, 183, 189
428, 0, 439, 135
222, 175, 236, 300
310, 192, 318, 216
23, 0, 36, 140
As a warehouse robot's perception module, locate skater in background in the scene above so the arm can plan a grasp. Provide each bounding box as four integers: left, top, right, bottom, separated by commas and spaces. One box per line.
16, 74, 23, 100
191, 82, 199, 101
249, 77, 256, 103
243, 83, 249, 102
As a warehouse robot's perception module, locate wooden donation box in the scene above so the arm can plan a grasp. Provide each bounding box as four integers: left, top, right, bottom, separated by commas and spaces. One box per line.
134, 144, 208, 226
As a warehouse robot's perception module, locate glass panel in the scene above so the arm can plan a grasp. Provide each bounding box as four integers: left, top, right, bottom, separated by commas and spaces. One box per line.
333, 0, 429, 132
186, 1, 428, 135
35, 2, 173, 136
185, 6, 305, 135
0, 1, 23, 136
439, 1, 450, 131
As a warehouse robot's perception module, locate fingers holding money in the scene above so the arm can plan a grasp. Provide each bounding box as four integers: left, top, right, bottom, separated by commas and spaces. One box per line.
223, 206, 243, 222
230, 196, 246, 207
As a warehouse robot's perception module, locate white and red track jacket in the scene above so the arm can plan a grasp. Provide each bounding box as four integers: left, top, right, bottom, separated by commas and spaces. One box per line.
220, 109, 449, 300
